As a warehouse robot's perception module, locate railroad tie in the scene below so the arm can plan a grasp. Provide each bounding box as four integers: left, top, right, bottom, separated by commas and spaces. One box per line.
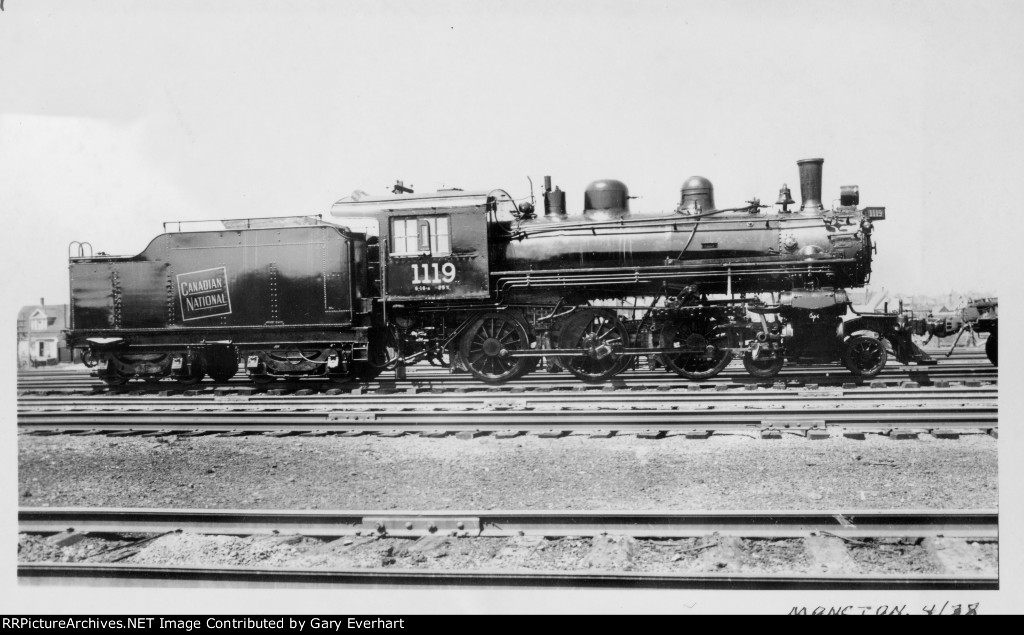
804, 535, 860, 574
922, 537, 992, 575
636, 430, 666, 439
887, 429, 922, 441
534, 430, 569, 438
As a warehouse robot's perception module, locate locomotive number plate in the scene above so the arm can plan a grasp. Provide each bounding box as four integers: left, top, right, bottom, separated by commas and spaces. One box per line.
864, 207, 886, 220
409, 262, 456, 292
410, 263, 456, 284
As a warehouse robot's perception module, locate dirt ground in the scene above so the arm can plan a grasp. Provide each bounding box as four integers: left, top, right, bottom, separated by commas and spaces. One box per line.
18, 431, 997, 511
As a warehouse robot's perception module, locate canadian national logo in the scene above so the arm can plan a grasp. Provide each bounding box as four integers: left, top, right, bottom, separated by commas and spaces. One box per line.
177, 267, 232, 321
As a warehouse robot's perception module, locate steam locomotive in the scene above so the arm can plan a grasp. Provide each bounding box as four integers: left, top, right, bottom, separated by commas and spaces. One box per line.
65, 157, 934, 385
912, 298, 998, 366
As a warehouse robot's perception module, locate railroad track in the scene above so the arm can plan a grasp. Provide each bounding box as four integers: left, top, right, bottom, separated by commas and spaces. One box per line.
19, 364, 997, 435
16, 384, 998, 408
18, 397, 996, 435
17, 345, 997, 435
16, 350, 996, 395
18, 508, 997, 589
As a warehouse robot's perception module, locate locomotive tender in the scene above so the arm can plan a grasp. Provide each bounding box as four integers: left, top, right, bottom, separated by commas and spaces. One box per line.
66, 158, 933, 385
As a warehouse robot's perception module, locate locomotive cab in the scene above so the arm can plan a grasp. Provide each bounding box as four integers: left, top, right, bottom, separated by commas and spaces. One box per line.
383, 205, 490, 301
331, 189, 518, 303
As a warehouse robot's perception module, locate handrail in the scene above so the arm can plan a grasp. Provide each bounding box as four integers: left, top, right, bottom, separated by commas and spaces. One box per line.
68, 241, 93, 259
163, 214, 324, 233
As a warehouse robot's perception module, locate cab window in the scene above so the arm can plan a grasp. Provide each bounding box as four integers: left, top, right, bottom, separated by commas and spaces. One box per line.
391, 216, 450, 256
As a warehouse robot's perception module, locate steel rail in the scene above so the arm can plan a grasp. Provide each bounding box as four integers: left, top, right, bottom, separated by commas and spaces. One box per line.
15, 365, 997, 394
16, 361, 991, 384
16, 403, 997, 432
17, 563, 996, 590
14, 353, 993, 373
16, 362, 991, 382
16, 351, 990, 378
15, 388, 998, 410
14, 349, 993, 384
16, 395, 998, 414
18, 507, 998, 538
15, 369, 994, 385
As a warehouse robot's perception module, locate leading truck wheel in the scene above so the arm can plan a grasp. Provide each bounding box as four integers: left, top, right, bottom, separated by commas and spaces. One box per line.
742, 352, 785, 378
986, 332, 997, 366
842, 335, 888, 378
459, 312, 531, 384
660, 322, 732, 380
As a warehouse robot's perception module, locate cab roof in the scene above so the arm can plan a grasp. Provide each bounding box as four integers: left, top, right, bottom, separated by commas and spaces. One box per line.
330, 190, 499, 218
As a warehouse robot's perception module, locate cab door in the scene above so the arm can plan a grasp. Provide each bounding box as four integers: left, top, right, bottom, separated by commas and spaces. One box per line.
384, 205, 490, 301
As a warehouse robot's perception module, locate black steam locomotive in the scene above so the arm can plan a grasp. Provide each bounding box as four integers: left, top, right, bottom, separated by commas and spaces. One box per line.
65, 158, 933, 385
912, 298, 998, 366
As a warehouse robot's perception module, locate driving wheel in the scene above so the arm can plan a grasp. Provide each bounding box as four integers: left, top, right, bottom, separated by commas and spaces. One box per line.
660, 321, 732, 380
459, 312, 531, 384
557, 309, 633, 383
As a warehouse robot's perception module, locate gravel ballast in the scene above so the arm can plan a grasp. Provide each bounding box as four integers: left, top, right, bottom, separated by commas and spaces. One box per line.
18, 531, 998, 576
18, 432, 997, 510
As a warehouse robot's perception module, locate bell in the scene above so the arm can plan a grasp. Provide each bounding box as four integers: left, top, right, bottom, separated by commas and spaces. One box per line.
776, 183, 795, 211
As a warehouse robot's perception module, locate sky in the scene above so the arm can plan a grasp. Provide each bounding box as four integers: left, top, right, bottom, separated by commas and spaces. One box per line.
1, 0, 1021, 307
2, 0, 1023, 614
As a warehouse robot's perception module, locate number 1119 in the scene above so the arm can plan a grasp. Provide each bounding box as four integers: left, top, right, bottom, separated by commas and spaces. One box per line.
411, 262, 456, 284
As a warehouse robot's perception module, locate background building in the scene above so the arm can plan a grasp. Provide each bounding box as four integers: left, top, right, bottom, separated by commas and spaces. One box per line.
16, 299, 77, 367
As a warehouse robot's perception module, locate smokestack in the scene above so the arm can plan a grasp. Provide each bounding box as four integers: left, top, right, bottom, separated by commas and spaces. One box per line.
797, 158, 824, 213
40, 297, 45, 307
